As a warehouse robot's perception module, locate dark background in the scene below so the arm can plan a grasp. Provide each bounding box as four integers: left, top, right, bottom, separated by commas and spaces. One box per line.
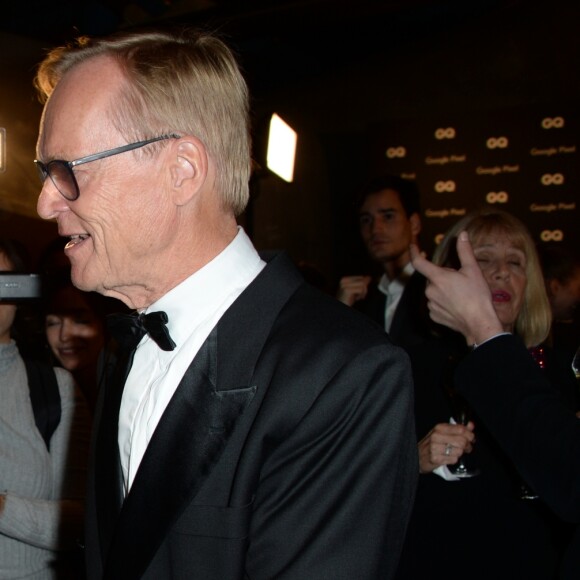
0, 0, 578, 290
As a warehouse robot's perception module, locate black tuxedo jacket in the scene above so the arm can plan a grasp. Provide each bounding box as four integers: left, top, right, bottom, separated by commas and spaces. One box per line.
86, 252, 418, 579
354, 271, 430, 351
456, 334, 580, 580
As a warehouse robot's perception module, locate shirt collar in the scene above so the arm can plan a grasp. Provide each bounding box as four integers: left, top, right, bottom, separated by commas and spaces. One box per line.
378, 261, 415, 296
146, 227, 265, 347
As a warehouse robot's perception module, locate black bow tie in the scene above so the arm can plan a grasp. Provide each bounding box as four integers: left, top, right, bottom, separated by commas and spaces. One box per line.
107, 311, 176, 352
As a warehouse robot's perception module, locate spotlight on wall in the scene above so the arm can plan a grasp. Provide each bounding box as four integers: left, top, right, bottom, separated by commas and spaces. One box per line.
0, 128, 5, 173
266, 113, 297, 183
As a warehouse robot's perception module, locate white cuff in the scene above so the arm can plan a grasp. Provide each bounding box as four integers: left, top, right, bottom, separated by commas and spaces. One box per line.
471, 332, 512, 350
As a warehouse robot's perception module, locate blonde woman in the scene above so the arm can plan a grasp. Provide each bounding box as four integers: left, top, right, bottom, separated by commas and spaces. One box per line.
397, 210, 576, 580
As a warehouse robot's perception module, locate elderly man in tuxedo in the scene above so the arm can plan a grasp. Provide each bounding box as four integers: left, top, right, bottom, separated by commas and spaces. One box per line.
34, 29, 417, 579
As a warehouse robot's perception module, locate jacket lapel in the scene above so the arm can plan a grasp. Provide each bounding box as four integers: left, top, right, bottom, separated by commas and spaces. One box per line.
103, 330, 256, 578
94, 343, 134, 564
101, 252, 304, 579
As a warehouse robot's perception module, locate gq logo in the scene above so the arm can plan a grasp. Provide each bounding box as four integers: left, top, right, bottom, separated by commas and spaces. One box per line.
434, 180, 456, 193
486, 191, 509, 204
540, 173, 565, 186
385, 146, 406, 159
540, 229, 564, 242
541, 117, 565, 129
486, 137, 509, 149
434, 127, 456, 140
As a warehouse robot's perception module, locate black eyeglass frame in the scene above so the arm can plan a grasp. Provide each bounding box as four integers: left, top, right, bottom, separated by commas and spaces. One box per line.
34, 133, 180, 201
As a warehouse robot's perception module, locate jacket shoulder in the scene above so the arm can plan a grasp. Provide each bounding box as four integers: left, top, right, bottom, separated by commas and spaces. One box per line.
280, 282, 395, 352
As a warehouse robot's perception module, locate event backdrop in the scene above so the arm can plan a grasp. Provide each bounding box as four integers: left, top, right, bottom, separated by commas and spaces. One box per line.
368, 104, 578, 257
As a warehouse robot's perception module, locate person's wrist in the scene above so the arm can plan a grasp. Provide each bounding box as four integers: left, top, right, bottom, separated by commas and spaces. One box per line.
470, 331, 512, 350
463, 314, 504, 347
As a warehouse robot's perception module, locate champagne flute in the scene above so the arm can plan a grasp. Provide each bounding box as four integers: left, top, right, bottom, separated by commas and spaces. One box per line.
448, 393, 480, 478
442, 354, 480, 478
572, 346, 580, 380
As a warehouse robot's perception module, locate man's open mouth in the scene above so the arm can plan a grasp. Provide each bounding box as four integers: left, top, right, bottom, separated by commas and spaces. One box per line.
65, 234, 90, 249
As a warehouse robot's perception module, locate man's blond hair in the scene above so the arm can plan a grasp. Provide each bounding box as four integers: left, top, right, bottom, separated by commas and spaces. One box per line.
36, 28, 251, 216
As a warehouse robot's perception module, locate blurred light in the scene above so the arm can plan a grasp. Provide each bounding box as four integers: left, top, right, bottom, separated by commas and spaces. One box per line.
266, 113, 297, 182
0, 128, 5, 173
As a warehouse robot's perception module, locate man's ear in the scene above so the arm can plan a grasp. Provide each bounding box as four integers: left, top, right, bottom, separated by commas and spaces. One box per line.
410, 212, 422, 237
169, 136, 208, 206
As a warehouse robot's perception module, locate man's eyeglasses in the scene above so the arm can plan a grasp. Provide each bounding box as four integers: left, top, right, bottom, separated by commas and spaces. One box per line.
34, 134, 180, 201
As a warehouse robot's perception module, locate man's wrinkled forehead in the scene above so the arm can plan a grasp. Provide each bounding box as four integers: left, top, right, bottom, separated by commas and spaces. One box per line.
38, 55, 124, 157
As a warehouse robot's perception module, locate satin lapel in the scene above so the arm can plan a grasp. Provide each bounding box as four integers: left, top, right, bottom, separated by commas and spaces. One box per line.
102, 252, 304, 578
94, 343, 134, 563
216, 252, 304, 389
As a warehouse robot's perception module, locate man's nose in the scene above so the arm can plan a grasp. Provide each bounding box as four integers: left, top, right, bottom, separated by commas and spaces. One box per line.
37, 179, 69, 220
370, 217, 385, 234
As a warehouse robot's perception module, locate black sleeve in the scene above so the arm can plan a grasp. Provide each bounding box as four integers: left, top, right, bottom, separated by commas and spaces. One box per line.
455, 334, 580, 522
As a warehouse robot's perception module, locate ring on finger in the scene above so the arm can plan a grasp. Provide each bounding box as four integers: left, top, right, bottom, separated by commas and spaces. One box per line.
444, 443, 453, 456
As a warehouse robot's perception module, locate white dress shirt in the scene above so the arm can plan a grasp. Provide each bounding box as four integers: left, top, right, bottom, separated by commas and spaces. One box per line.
118, 227, 265, 495
377, 262, 415, 332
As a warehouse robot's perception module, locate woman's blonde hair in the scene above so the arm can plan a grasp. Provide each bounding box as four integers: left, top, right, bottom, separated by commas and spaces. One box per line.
433, 209, 551, 347
35, 28, 251, 216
